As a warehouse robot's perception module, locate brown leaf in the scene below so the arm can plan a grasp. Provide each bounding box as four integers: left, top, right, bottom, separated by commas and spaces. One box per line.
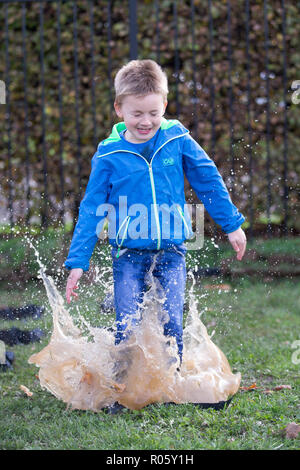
273, 384, 292, 391
284, 422, 300, 439
240, 382, 257, 391
20, 385, 33, 397
204, 284, 231, 291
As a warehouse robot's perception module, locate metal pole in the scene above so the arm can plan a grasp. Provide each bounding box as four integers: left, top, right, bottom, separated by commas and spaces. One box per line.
73, 0, 82, 223
129, 0, 138, 60
264, 0, 272, 236
281, 0, 288, 235
4, 2, 13, 228
245, 0, 253, 238
56, 0, 65, 224
21, 2, 30, 225
39, 2, 48, 228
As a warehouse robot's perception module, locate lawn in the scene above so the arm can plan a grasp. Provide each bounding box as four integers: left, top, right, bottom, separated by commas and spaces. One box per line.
0, 264, 299, 450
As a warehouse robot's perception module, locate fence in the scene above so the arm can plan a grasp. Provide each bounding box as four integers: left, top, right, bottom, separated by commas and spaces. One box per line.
0, 0, 299, 237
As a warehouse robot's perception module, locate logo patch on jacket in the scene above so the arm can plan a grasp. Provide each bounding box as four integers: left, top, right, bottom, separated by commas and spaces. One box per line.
162, 157, 175, 167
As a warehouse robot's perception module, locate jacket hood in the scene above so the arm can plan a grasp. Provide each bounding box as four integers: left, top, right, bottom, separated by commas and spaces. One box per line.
97, 118, 189, 156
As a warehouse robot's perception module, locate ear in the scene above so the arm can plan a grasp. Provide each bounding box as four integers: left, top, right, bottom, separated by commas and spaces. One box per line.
163, 100, 168, 114
114, 101, 123, 118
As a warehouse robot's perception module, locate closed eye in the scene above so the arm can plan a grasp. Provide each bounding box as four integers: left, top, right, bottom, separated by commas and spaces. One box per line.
132, 112, 158, 117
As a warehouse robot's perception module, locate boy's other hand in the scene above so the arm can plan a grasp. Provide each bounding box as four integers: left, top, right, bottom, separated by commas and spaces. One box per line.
227, 227, 247, 261
66, 268, 83, 304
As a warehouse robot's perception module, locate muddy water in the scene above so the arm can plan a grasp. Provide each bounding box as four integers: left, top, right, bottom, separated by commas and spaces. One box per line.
28, 250, 241, 411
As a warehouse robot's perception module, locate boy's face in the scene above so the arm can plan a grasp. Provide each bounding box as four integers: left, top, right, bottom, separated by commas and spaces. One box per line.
114, 93, 167, 144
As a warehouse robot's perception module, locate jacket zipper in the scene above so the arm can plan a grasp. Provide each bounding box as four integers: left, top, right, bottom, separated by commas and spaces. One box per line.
149, 133, 188, 249
100, 132, 188, 251
176, 204, 191, 238
148, 165, 161, 249
116, 215, 131, 258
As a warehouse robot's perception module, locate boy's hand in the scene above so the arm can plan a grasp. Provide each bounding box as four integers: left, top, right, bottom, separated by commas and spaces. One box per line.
227, 227, 247, 261
66, 268, 83, 304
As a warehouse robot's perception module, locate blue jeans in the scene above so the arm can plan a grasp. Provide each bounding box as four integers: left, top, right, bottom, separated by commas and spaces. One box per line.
112, 246, 186, 361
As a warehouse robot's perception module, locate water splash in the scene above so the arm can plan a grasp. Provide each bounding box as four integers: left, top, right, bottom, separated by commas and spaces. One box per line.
28, 243, 241, 411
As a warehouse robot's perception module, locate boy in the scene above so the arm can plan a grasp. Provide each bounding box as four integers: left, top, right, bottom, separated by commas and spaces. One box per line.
65, 59, 246, 363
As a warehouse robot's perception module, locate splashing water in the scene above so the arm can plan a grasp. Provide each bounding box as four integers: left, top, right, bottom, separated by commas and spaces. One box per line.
28, 244, 241, 411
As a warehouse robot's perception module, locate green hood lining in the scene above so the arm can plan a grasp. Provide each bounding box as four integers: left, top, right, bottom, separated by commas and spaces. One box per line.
101, 118, 180, 146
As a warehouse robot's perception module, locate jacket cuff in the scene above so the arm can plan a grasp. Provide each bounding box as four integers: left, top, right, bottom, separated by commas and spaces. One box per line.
222, 215, 246, 234
64, 261, 90, 272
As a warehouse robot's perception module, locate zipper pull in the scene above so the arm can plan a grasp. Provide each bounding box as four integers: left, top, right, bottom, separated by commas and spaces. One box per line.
116, 247, 121, 258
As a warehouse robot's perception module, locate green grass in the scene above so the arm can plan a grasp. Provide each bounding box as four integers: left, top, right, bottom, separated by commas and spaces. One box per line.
0, 274, 299, 450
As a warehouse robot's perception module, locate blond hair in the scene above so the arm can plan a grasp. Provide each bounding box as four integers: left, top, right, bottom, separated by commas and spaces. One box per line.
114, 59, 168, 105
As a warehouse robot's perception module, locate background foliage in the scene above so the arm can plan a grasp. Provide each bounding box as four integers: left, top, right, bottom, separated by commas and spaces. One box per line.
0, 0, 299, 234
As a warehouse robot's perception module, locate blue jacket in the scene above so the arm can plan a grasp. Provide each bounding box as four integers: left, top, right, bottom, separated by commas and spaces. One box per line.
65, 119, 245, 271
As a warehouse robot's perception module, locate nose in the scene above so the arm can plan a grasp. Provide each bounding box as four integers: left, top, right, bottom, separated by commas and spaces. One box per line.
140, 115, 152, 127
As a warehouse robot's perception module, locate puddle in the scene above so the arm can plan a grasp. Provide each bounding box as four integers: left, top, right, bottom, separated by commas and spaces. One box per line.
28, 244, 241, 411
